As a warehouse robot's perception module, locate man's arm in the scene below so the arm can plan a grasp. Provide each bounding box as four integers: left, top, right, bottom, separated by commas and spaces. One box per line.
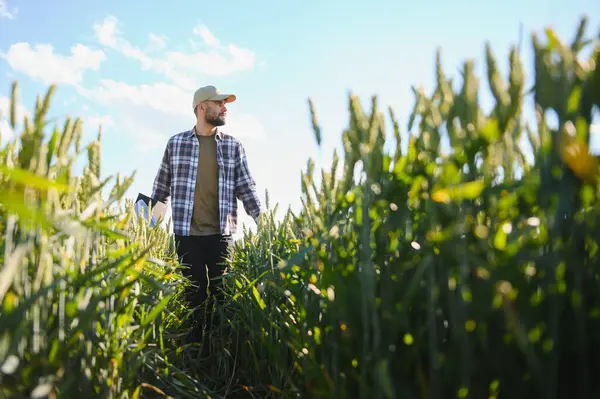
151, 143, 172, 205
234, 142, 262, 223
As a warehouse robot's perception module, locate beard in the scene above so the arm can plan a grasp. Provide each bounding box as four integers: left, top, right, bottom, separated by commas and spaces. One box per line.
205, 112, 226, 127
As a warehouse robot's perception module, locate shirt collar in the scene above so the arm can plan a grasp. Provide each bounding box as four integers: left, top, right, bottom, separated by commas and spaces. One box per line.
188, 125, 224, 140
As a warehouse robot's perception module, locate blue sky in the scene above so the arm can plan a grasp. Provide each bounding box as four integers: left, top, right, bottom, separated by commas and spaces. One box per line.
0, 0, 598, 237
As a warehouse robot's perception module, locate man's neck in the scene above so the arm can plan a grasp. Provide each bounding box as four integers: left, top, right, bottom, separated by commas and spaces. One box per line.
195, 122, 217, 137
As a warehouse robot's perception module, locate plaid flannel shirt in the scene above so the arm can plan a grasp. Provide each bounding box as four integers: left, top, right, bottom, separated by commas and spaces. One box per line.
151, 127, 262, 236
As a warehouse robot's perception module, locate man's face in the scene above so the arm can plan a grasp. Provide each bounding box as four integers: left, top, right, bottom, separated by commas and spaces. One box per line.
203, 100, 227, 126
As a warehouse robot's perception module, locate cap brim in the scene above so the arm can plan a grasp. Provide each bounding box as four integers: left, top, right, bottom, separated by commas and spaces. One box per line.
212, 94, 236, 103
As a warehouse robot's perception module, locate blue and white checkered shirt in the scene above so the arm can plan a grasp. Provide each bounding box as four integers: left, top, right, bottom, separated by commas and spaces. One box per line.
151, 127, 262, 236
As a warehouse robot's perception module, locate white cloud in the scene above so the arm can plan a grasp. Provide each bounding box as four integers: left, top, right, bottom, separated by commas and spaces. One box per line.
224, 114, 267, 141
94, 16, 147, 63
40, 16, 267, 155
93, 16, 255, 88
1, 43, 105, 87
79, 79, 267, 151
86, 114, 114, 129
85, 79, 189, 115
0, 15, 267, 235
148, 33, 167, 51
192, 25, 220, 46
118, 112, 175, 152
83, 114, 114, 139
0, 120, 14, 141
0, 0, 17, 19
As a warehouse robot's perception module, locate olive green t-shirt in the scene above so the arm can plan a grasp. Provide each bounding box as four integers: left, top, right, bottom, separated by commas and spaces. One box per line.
190, 133, 220, 235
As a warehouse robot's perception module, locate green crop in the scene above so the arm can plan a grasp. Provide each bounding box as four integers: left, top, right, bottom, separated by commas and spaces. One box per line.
218, 17, 600, 399
0, 82, 213, 398
1, 16, 599, 399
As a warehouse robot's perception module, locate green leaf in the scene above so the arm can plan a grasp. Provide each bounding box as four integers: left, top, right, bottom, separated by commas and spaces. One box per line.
0, 190, 52, 229
494, 224, 508, 250
140, 295, 171, 327
376, 359, 395, 399
480, 118, 500, 142
252, 285, 266, 310
0, 164, 69, 192
132, 385, 142, 399
567, 86, 581, 114
431, 180, 486, 203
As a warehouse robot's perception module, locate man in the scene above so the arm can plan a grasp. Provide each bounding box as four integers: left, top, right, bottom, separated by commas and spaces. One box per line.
151, 85, 262, 320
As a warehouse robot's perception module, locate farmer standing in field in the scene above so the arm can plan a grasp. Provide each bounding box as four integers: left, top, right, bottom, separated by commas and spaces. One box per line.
150, 85, 262, 343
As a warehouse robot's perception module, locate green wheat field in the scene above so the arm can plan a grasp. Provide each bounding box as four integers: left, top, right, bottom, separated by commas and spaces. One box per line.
1, 16, 600, 399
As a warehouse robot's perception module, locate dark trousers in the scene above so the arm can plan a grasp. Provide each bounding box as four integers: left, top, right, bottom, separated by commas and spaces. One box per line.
174, 234, 233, 347
174, 233, 233, 307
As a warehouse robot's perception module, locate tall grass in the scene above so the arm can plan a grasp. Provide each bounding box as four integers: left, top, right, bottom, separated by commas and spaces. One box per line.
1, 16, 599, 399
